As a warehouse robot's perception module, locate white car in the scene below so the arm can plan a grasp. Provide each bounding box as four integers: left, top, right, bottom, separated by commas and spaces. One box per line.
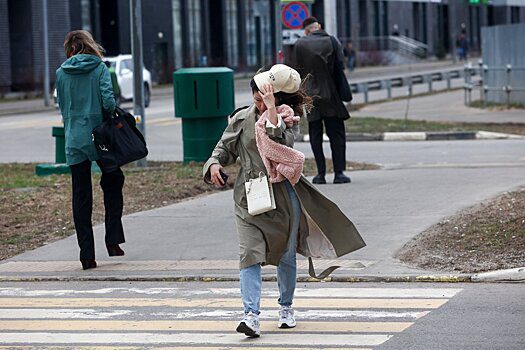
54, 55, 152, 108
106, 55, 152, 107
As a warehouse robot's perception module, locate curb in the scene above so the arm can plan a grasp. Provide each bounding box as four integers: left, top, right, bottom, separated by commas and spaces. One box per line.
0, 274, 473, 283
296, 130, 524, 143
471, 267, 525, 282
3, 268, 524, 283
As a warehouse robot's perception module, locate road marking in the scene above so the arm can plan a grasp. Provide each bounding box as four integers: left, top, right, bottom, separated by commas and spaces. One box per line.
0, 332, 392, 346
0, 259, 375, 272
0, 347, 371, 350
0, 308, 133, 319
0, 308, 429, 320
0, 287, 461, 298
0, 320, 413, 333
0, 298, 449, 309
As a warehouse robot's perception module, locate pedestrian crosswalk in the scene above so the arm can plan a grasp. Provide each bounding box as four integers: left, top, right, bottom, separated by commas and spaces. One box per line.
0, 286, 462, 349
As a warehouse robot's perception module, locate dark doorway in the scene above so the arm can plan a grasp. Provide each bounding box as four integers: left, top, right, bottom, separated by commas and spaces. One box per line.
255, 16, 262, 68
154, 42, 169, 84
99, 0, 120, 56
8, 0, 34, 90
437, 4, 450, 52
208, 0, 225, 66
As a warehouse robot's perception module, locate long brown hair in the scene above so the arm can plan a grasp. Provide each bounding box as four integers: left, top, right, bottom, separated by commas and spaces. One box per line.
251, 66, 313, 116
63, 30, 105, 59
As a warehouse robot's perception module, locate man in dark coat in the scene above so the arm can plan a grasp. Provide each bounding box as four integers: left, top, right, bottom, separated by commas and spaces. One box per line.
294, 17, 351, 184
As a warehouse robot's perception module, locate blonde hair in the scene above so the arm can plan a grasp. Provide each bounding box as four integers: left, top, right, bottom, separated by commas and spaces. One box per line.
64, 30, 105, 59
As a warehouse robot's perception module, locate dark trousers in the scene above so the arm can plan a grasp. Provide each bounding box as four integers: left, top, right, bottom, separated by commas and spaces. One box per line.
308, 117, 347, 175
70, 160, 125, 260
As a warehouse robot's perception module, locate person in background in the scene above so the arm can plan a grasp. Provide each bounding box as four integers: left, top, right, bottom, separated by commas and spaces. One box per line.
456, 32, 469, 61
294, 16, 352, 184
343, 41, 356, 72
55, 30, 126, 270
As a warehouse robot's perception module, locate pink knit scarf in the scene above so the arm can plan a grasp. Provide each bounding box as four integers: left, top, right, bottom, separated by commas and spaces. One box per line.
255, 104, 305, 185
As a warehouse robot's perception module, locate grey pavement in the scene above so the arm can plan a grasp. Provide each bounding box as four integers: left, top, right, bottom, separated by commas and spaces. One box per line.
1, 60, 524, 281
353, 88, 525, 123
3, 139, 525, 280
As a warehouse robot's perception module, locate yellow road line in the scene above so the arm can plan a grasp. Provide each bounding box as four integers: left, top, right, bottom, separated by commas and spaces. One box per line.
0, 320, 413, 333
0, 298, 448, 309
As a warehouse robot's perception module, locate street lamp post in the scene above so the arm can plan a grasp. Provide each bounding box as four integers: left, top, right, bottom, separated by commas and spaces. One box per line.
42, 0, 50, 107
130, 0, 147, 167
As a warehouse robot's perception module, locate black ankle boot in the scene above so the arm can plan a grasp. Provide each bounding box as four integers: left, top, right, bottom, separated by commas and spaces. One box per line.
312, 174, 326, 184
333, 172, 351, 184
106, 244, 125, 257
80, 259, 97, 270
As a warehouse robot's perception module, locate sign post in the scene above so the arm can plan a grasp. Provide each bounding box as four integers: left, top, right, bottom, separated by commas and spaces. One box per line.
281, 1, 310, 45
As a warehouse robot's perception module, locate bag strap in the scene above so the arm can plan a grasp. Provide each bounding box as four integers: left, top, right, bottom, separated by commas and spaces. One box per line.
308, 257, 340, 280
97, 61, 113, 121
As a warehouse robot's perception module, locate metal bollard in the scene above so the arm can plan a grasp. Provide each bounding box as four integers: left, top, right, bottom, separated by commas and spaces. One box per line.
478, 60, 484, 104
506, 64, 512, 108
363, 83, 369, 104
426, 74, 433, 92
446, 71, 452, 90
386, 79, 392, 100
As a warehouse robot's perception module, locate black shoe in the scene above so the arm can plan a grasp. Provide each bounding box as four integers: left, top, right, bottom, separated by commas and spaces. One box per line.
106, 244, 125, 257
312, 174, 326, 184
80, 259, 97, 270
333, 172, 351, 184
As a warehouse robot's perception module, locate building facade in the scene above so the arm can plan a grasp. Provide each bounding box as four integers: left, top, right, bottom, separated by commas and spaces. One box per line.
1, 0, 524, 93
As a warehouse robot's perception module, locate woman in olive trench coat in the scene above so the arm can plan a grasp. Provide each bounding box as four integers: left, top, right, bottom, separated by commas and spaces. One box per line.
203, 65, 365, 337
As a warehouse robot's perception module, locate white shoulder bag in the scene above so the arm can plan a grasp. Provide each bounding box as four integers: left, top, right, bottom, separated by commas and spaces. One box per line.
245, 172, 276, 216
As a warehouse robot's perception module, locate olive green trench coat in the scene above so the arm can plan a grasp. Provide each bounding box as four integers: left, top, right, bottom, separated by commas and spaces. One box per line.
203, 105, 365, 269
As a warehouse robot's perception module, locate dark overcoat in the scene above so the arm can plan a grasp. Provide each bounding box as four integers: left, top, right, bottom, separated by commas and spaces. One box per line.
294, 30, 349, 121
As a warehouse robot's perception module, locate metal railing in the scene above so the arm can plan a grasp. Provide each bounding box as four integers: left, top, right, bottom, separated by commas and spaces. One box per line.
343, 35, 428, 60
349, 68, 464, 104
464, 60, 525, 107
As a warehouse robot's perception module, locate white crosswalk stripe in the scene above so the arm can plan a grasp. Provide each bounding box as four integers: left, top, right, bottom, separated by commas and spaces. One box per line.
0, 286, 462, 349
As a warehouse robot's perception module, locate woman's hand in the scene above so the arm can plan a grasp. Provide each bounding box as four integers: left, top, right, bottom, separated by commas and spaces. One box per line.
210, 163, 226, 187
259, 83, 276, 110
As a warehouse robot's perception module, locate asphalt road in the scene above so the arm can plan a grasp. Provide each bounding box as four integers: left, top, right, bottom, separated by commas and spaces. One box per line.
0, 281, 522, 349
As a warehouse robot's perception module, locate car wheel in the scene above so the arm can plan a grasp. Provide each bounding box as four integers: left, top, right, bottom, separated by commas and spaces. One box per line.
144, 84, 151, 108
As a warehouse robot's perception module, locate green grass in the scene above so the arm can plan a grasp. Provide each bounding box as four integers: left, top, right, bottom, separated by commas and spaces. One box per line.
0, 163, 69, 190
343, 117, 525, 135
468, 100, 525, 110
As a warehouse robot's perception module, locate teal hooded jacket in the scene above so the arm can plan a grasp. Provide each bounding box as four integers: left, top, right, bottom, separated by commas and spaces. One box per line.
56, 54, 115, 166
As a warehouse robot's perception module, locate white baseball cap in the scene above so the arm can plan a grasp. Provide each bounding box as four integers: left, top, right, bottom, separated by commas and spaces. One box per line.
253, 64, 301, 94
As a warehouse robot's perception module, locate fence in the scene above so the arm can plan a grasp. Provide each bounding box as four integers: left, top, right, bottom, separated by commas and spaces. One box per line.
349, 68, 463, 104
464, 60, 525, 107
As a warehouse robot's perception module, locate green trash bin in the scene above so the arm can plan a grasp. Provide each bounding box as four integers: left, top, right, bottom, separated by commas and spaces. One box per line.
52, 126, 66, 164
173, 67, 235, 163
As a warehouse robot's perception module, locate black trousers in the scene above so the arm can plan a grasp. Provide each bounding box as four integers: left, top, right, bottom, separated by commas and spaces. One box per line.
308, 117, 347, 175
70, 160, 125, 260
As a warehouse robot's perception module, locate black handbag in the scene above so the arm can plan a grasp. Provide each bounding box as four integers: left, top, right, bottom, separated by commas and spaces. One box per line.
329, 36, 353, 102
92, 106, 148, 173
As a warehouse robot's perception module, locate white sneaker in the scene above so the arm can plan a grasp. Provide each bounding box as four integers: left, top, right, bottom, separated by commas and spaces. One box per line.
236, 311, 261, 337
278, 306, 296, 328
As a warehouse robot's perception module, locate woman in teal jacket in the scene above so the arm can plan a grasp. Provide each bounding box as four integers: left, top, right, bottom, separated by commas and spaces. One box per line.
56, 30, 126, 270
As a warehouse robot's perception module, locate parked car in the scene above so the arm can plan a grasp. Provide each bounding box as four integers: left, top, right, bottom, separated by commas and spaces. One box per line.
53, 54, 152, 108
106, 55, 152, 107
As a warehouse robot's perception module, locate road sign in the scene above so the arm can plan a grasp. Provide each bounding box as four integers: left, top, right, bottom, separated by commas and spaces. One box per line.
281, 2, 309, 30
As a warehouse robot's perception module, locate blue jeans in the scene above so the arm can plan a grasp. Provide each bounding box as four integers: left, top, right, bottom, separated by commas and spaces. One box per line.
240, 181, 301, 314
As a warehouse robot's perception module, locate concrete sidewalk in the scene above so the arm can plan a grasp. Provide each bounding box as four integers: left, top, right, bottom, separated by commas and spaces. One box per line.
2, 144, 524, 281
352, 89, 525, 123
